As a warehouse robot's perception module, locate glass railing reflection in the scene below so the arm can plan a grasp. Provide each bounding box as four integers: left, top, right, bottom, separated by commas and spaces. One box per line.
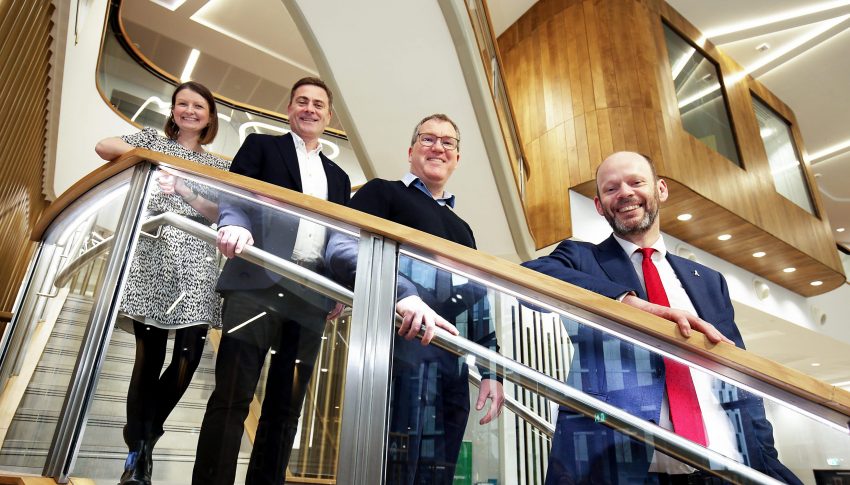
72, 167, 357, 484
388, 247, 848, 484
0, 169, 134, 476
2, 155, 849, 484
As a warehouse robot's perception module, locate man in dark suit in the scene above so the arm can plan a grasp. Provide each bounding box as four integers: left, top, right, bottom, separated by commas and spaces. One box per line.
192, 77, 351, 485
523, 151, 801, 484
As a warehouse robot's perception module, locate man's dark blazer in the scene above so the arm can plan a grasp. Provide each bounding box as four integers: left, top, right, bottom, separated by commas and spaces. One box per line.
522, 235, 801, 485
216, 132, 351, 294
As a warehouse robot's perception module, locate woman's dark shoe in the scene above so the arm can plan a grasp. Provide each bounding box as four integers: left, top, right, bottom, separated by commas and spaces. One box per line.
118, 439, 152, 485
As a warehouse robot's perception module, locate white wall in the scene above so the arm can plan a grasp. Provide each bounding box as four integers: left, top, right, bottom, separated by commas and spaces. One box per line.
289, 0, 520, 260
54, 0, 138, 197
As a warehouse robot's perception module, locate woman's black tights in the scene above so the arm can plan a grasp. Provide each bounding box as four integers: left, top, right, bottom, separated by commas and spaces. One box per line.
124, 320, 207, 443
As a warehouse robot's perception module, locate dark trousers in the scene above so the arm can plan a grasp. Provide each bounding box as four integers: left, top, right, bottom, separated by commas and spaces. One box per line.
192, 287, 326, 485
126, 320, 207, 443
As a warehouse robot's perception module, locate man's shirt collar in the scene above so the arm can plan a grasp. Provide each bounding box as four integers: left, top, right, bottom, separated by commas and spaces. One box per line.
613, 233, 667, 259
291, 130, 322, 157
402, 172, 456, 208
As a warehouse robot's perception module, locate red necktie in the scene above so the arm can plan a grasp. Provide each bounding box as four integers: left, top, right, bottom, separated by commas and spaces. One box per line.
640, 248, 708, 446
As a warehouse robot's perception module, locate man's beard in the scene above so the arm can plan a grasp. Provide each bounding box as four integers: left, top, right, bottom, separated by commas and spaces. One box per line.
603, 196, 659, 237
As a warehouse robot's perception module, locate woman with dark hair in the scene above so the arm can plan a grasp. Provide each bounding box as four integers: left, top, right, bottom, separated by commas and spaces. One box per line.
96, 81, 230, 485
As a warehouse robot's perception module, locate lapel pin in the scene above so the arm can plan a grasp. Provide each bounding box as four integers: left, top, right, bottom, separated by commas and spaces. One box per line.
693, 270, 700, 277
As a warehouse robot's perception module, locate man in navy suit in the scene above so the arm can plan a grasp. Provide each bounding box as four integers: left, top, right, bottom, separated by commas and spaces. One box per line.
523, 152, 801, 484
192, 78, 351, 485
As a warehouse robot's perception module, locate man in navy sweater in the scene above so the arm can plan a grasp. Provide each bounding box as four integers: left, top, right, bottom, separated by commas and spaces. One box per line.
327, 114, 504, 484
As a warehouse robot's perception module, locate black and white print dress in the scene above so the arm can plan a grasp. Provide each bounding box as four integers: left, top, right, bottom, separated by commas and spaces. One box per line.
118, 127, 231, 331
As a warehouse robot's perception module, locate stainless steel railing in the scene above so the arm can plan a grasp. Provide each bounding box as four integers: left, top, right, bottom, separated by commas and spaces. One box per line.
48, 211, 781, 484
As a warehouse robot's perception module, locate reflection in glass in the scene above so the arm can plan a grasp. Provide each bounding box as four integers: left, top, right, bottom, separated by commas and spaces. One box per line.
388, 254, 504, 484
523, 303, 849, 484
60, 170, 354, 483
383, 250, 850, 483
663, 23, 741, 166
0, 175, 132, 475
752, 96, 816, 215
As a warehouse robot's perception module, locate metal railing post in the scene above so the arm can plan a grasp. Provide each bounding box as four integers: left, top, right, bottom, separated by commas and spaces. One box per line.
43, 163, 152, 482
337, 233, 398, 484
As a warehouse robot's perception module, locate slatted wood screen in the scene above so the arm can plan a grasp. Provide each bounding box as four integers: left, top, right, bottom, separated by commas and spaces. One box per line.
0, 0, 53, 313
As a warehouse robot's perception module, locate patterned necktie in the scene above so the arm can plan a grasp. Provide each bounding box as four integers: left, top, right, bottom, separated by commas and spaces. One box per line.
640, 248, 708, 446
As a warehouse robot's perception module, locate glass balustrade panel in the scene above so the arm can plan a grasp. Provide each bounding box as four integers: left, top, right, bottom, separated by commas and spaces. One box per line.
387, 250, 850, 484
72, 167, 356, 484
0, 170, 134, 475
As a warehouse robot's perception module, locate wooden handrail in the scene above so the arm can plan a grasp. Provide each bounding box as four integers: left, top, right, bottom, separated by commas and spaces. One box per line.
31, 149, 850, 420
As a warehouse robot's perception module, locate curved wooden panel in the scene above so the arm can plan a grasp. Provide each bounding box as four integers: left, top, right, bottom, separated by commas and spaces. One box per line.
0, 0, 53, 312
497, 0, 844, 295
31, 150, 850, 419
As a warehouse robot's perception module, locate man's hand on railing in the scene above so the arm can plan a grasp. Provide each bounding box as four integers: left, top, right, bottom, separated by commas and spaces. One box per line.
395, 295, 459, 345
622, 294, 733, 345
476, 379, 505, 425
217, 225, 254, 259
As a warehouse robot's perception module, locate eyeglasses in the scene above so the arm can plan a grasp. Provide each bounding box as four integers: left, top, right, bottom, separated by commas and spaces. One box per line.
416, 133, 459, 151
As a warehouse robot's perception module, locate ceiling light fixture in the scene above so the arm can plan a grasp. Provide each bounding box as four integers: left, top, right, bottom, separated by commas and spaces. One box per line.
811, 280, 824, 286
149, 0, 187, 11
677, 213, 693, 221
753, 251, 766, 258
811, 362, 822, 367
717, 234, 732, 241
837, 227, 846, 232
703, 1, 850, 39
180, 48, 201, 82
742, 14, 850, 77
783, 267, 796, 273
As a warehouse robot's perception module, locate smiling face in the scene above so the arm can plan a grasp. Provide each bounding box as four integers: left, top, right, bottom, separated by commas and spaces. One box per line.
287, 83, 332, 147
594, 152, 668, 245
171, 88, 210, 137
408, 118, 461, 197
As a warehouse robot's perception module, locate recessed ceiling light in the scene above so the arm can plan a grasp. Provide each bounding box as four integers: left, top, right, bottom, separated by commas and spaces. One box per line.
717, 234, 732, 241
838, 227, 846, 233
180, 48, 201, 82
752, 251, 766, 258
811, 280, 823, 286
677, 213, 693, 221
811, 362, 821, 367
783, 267, 796, 273
149, 0, 187, 11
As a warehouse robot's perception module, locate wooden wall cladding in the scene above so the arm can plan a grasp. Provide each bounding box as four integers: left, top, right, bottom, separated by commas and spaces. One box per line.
0, 0, 53, 312
497, 0, 844, 296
